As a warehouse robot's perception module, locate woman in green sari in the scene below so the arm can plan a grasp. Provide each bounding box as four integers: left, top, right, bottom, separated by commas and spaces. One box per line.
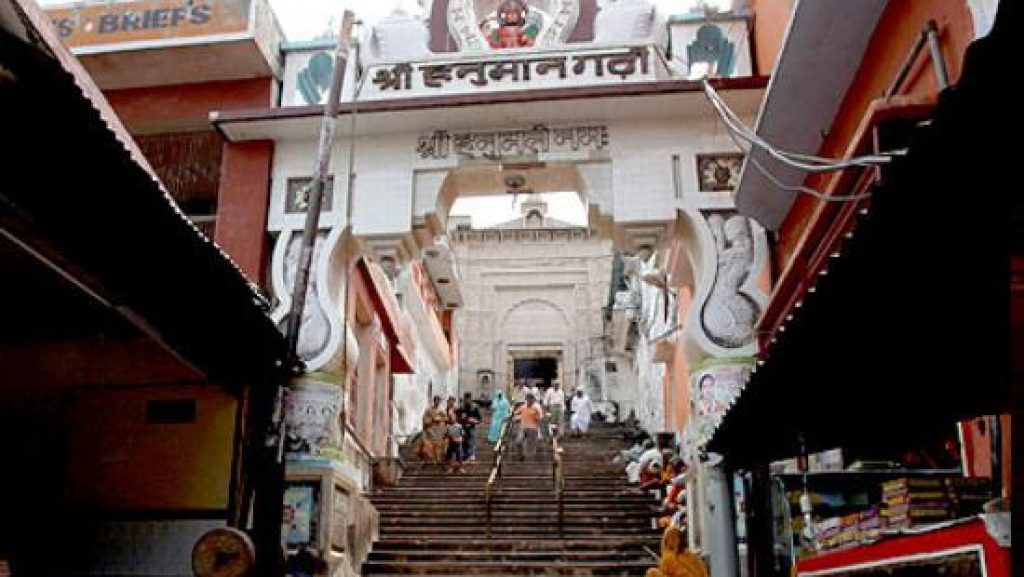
488, 392, 510, 444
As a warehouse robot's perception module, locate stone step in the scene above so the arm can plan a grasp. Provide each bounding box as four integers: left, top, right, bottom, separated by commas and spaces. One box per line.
362, 559, 654, 575
378, 520, 657, 530
370, 419, 657, 576
375, 526, 657, 536
373, 502, 656, 512
373, 489, 648, 498
368, 550, 648, 562
392, 480, 628, 489
398, 473, 627, 481
371, 536, 660, 551
376, 511, 657, 520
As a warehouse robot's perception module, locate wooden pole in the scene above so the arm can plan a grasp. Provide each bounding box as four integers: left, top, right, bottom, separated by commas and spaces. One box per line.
250, 12, 355, 577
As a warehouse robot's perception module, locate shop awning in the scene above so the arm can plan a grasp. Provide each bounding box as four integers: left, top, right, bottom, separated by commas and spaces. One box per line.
709, 6, 1016, 468
0, 0, 288, 387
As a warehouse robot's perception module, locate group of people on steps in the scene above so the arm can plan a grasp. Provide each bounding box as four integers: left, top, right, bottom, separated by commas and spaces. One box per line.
418, 381, 596, 471
418, 393, 481, 474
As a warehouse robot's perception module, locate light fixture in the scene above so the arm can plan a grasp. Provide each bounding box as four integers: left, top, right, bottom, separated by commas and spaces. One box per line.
858, 207, 869, 216
785, 314, 793, 321
795, 300, 803, 308
830, 251, 841, 259
818, 268, 828, 276
808, 286, 817, 293
844, 231, 854, 240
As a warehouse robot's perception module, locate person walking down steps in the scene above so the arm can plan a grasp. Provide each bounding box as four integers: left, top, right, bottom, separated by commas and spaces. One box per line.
514, 393, 544, 461
543, 381, 566, 434
445, 418, 467, 474
457, 392, 481, 462
570, 388, 595, 437
488, 391, 510, 444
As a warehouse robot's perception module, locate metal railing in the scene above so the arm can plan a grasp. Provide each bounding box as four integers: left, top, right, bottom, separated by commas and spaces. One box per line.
484, 415, 513, 539
550, 422, 565, 538
484, 416, 567, 538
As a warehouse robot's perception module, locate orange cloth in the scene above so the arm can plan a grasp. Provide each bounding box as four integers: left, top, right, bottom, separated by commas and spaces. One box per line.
515, 403, 544, 430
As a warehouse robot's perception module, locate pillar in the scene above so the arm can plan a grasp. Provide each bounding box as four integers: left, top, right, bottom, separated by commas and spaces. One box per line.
215, 140, 274, 283
704, 461, 740, 577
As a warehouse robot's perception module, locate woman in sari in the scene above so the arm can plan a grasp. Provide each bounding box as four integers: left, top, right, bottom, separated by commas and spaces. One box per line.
419, 395, 447, 465
488, 391, 510, 444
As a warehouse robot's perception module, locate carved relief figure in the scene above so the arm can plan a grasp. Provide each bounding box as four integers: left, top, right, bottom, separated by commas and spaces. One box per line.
701, 213, 760, 348
280, 233, 331, 361
481, 0, 540, 48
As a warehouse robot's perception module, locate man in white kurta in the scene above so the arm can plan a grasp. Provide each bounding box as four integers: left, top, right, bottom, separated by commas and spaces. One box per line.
569, 389, 594, 436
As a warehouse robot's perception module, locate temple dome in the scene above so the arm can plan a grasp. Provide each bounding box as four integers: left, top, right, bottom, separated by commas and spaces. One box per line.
364, 9, 431, 65
594, 0, 656, 43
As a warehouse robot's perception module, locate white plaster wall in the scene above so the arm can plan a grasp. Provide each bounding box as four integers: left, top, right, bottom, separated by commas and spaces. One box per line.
350, 134, 415, 235
390, 267, 458, 442
268, 138, 351, 232
269, 113, 747, 237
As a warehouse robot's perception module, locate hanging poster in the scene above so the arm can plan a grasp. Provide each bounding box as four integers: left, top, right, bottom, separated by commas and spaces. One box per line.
691, 360, 752, 444
282, 483, 319, 549
285, 376, 344, 459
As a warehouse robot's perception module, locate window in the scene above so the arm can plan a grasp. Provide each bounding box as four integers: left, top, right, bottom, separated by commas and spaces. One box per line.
526, 210, 543, 228
145, 399, 196, 424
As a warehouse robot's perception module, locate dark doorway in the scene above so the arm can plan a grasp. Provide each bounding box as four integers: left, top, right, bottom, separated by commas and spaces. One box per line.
514, 357, 558, 389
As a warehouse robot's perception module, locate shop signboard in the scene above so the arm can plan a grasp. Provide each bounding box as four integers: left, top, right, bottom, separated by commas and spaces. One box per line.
47, 0, 252, 51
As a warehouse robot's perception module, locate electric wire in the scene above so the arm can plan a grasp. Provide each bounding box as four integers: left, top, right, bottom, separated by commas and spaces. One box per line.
702, 79, 891, 171
701, 79, 878, 202
702, 78, 892, 168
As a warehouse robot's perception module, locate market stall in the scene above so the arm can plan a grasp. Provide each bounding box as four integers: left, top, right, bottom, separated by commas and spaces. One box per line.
795, 517, 1009, 577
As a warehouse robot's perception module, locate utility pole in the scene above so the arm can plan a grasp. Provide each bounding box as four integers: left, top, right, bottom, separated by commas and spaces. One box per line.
284, 10, 355, 359
249, 11, 355, 577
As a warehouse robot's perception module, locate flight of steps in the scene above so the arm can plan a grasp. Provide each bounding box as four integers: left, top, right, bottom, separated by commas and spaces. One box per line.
364, 410, 661, 576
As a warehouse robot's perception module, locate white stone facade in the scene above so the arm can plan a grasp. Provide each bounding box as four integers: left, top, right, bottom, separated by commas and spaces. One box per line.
451, 222, 612, 399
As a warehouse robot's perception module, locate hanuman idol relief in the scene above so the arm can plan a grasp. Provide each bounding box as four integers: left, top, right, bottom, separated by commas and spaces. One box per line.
482, 0, 540, 49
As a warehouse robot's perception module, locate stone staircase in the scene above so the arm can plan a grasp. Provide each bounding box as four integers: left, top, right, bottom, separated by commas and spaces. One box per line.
364, 412, 661, 576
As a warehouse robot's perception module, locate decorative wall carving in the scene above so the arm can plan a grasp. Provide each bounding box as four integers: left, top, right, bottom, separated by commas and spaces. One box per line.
687, 24, 735, 77
696, 153, 743, 192
700, 212, 760, 348
278, 232, 332, 361
285, 176, 335, 214
296, 51, 332, 105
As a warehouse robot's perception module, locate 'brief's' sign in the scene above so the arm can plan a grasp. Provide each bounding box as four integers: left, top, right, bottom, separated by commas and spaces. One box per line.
47, 0, 252, 49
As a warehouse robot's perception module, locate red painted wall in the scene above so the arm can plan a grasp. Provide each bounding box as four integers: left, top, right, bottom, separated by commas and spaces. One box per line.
214, 140, 273, 283
776, 2, 974, 268
105, 78, 273, 133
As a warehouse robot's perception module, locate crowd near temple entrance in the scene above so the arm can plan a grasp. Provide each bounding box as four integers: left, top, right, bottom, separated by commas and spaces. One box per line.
0, 0, 1016, 576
